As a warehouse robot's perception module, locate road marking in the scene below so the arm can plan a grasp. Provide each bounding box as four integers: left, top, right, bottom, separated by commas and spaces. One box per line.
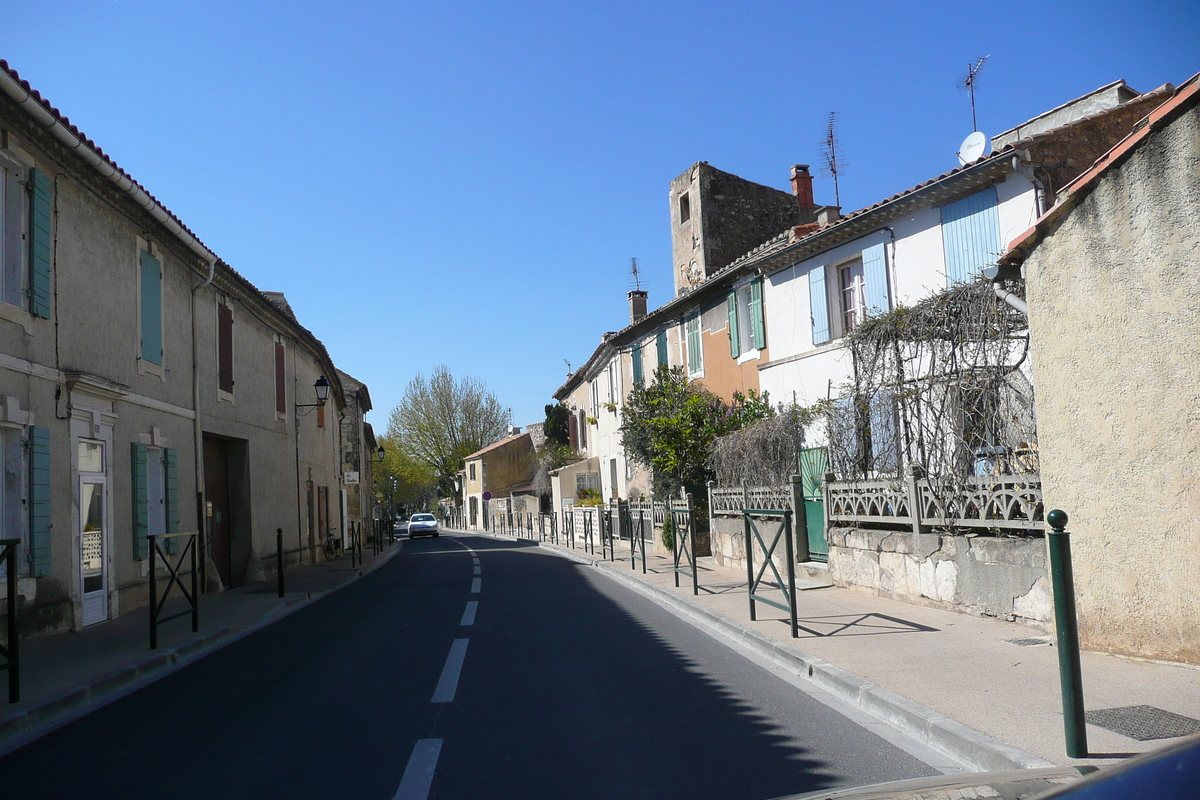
473, 565, 481, 576
470, 577, 481, 594
460, 601, 477, 626
393, 738, 442, 800
431, 639, 469, 703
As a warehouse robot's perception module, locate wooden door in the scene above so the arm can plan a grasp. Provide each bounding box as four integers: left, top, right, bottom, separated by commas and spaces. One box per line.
203, 438, 233, 587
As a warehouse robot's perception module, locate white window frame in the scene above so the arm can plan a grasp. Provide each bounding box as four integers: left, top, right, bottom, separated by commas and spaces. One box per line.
839, 258, 866, 334
731, 279, 762, 364
0, 425, 27, 577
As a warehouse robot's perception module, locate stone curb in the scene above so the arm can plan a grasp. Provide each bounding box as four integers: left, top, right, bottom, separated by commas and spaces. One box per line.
472, 529, 1051, 772
0, 540, 404, 755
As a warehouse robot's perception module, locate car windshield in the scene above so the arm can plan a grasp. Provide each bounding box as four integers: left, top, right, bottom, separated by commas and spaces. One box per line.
411, 514, 435, 522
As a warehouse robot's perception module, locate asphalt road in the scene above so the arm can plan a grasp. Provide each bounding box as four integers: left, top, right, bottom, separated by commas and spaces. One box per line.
0, 532, 938, 800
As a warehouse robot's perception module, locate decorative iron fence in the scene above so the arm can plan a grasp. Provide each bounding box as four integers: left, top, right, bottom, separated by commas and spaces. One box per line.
710, 485, 791, 516
826, 473, 1044, 532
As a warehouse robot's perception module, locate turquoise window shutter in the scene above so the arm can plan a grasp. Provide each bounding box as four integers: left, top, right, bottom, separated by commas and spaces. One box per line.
131, 443, 149, 560
139, 250, 163, 365
28, 426, 51, 576
809, 267, 830, 345
726, 292, 740, 357
686, 317, 701, 373
656, 330, 668, 368
749, 279, 765, 350
632, 345, 643, 384
164, 448, 179, 554
28, 168, 52, 319
862, 243, 890, 317
941, 187, 1001, 286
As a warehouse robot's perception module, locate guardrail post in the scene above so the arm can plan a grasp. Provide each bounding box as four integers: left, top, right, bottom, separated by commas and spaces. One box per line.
1047, 509, 1088, 758
277, 528, 285, 598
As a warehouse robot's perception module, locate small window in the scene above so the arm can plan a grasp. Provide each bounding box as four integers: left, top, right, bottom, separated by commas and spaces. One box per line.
218, 298, 234, 396
0, 155, 26, 307
139, 246, 163, 366
840, 259, 866, 332
632, 345, 644, 385
678, 192, 691, 224
274, 338, 286, 418
469, 462, 476, 481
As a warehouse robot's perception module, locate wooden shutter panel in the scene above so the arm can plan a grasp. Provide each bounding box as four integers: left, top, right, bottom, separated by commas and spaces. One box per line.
632, 345, 643, 385
140, 249, 163, 365
131, 443, 149, 560
726, 292, 740, 358
218, 302, 234, 393
809, 267, 830, 345
656, 330, 668, 368
862, 243, 890, 318
941, 187, 1001, 286
686, 317, 701, 373
28, 426, 51, 576
164, 448, 179, 554
749, 279, 765, 350
28, 168, 52, 319
568, 414, 578, 449
275, 342, 286, 415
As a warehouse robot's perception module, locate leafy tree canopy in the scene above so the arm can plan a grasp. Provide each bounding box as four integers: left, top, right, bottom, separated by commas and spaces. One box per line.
620, 365, 773, 500
387, 366, 510, 497
543, 401, 571, 448
373, 433, 438, 512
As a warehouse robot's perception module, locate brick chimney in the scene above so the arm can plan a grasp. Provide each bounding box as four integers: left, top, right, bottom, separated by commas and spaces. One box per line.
790, 164, 815, 209
628, 290, 648, 324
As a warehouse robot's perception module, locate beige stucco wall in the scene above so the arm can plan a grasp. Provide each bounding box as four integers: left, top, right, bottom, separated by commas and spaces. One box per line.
1025, 102, 1200, 663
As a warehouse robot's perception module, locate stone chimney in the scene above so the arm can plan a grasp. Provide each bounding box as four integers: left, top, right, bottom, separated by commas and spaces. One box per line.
790, 165, 815, 209
628, 290, 648, 324
818, 206, 841, 227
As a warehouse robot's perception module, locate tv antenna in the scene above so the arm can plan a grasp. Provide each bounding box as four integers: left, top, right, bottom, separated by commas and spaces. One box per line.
630, 257, 642, 291
564, 359, 572, 376
820, 111, 844, 208
958, 55, 989, 132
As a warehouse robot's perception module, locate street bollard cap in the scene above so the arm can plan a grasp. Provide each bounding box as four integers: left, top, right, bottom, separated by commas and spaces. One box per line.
1047, 509, 1068, 531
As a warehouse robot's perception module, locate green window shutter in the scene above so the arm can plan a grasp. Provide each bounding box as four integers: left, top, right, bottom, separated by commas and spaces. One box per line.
164, 448, 179, 554
726, 292, 740, 358
686, 316, 700, 373
655, 330, 668, 368
809, 267, 830, 345
28, 168, 52, 319
131, 443, 149, 560
862, 243, 890, 317
28, 426, 51, 576
749, 279, 765, 350
139, 250, 163, 365
632, 345, 643, 385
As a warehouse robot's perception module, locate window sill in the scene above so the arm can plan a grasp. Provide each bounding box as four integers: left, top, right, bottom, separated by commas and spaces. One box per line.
736, 348, 762, 366
137, 358, 165, 382
217, 389, 235, 406
0, 302, 34, 335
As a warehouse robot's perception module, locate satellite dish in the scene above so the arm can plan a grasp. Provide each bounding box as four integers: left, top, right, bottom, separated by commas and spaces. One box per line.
957, 131, 989, 165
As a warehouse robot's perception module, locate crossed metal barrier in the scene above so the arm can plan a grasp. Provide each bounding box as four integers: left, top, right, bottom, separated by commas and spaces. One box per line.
1, 538, 19, 702
147, 531, 199, 650
671, 495, 698, 595
742, 509, 799, 638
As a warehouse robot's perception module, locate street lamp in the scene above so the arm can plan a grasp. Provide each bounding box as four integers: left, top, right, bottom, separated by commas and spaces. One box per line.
295, 376, 331, 411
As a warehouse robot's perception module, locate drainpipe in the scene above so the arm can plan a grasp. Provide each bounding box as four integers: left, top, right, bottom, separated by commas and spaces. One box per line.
191, 259, 216, 589
982, 265, 1027, 316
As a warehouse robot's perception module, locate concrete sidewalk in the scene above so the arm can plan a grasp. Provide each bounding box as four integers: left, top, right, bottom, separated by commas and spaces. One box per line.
470, 526, 1200, 772
0, 537, 403, 755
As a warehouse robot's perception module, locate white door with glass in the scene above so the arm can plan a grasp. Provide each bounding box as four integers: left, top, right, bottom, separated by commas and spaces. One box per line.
79, 441, 108, 626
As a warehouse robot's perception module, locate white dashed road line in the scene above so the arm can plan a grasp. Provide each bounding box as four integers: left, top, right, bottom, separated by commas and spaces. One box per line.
431, 639, 469, 703
460, 601, 477, 626
473, 565, 481, 576
393, 738, 443, 800
470, 577, 481, 594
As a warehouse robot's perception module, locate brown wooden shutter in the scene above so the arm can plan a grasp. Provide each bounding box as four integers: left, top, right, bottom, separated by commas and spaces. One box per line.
275, 341, 286, 414
317, 404, 325, 428
218, 303, 234, 393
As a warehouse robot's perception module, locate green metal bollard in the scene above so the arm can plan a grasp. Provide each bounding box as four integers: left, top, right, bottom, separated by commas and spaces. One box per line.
1047, 509, 1088, 758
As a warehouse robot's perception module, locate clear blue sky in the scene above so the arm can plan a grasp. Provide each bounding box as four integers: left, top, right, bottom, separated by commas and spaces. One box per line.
5, 2, 1197, 430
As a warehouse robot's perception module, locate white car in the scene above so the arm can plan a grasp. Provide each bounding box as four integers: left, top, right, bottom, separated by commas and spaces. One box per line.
407, 513, 439, 538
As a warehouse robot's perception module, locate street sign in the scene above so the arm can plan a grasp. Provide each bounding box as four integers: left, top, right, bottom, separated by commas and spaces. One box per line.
482, 491, 492, 501
343, 470, 359, 485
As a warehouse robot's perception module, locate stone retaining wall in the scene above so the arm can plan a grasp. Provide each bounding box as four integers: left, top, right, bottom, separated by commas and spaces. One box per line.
828, 526, 1051, 629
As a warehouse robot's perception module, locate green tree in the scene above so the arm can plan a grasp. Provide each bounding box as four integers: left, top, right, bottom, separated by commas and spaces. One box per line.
388, 366, 510, 497
620, 365, 773, 500
373, 433, 437, 513
543, 401, 571, 448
